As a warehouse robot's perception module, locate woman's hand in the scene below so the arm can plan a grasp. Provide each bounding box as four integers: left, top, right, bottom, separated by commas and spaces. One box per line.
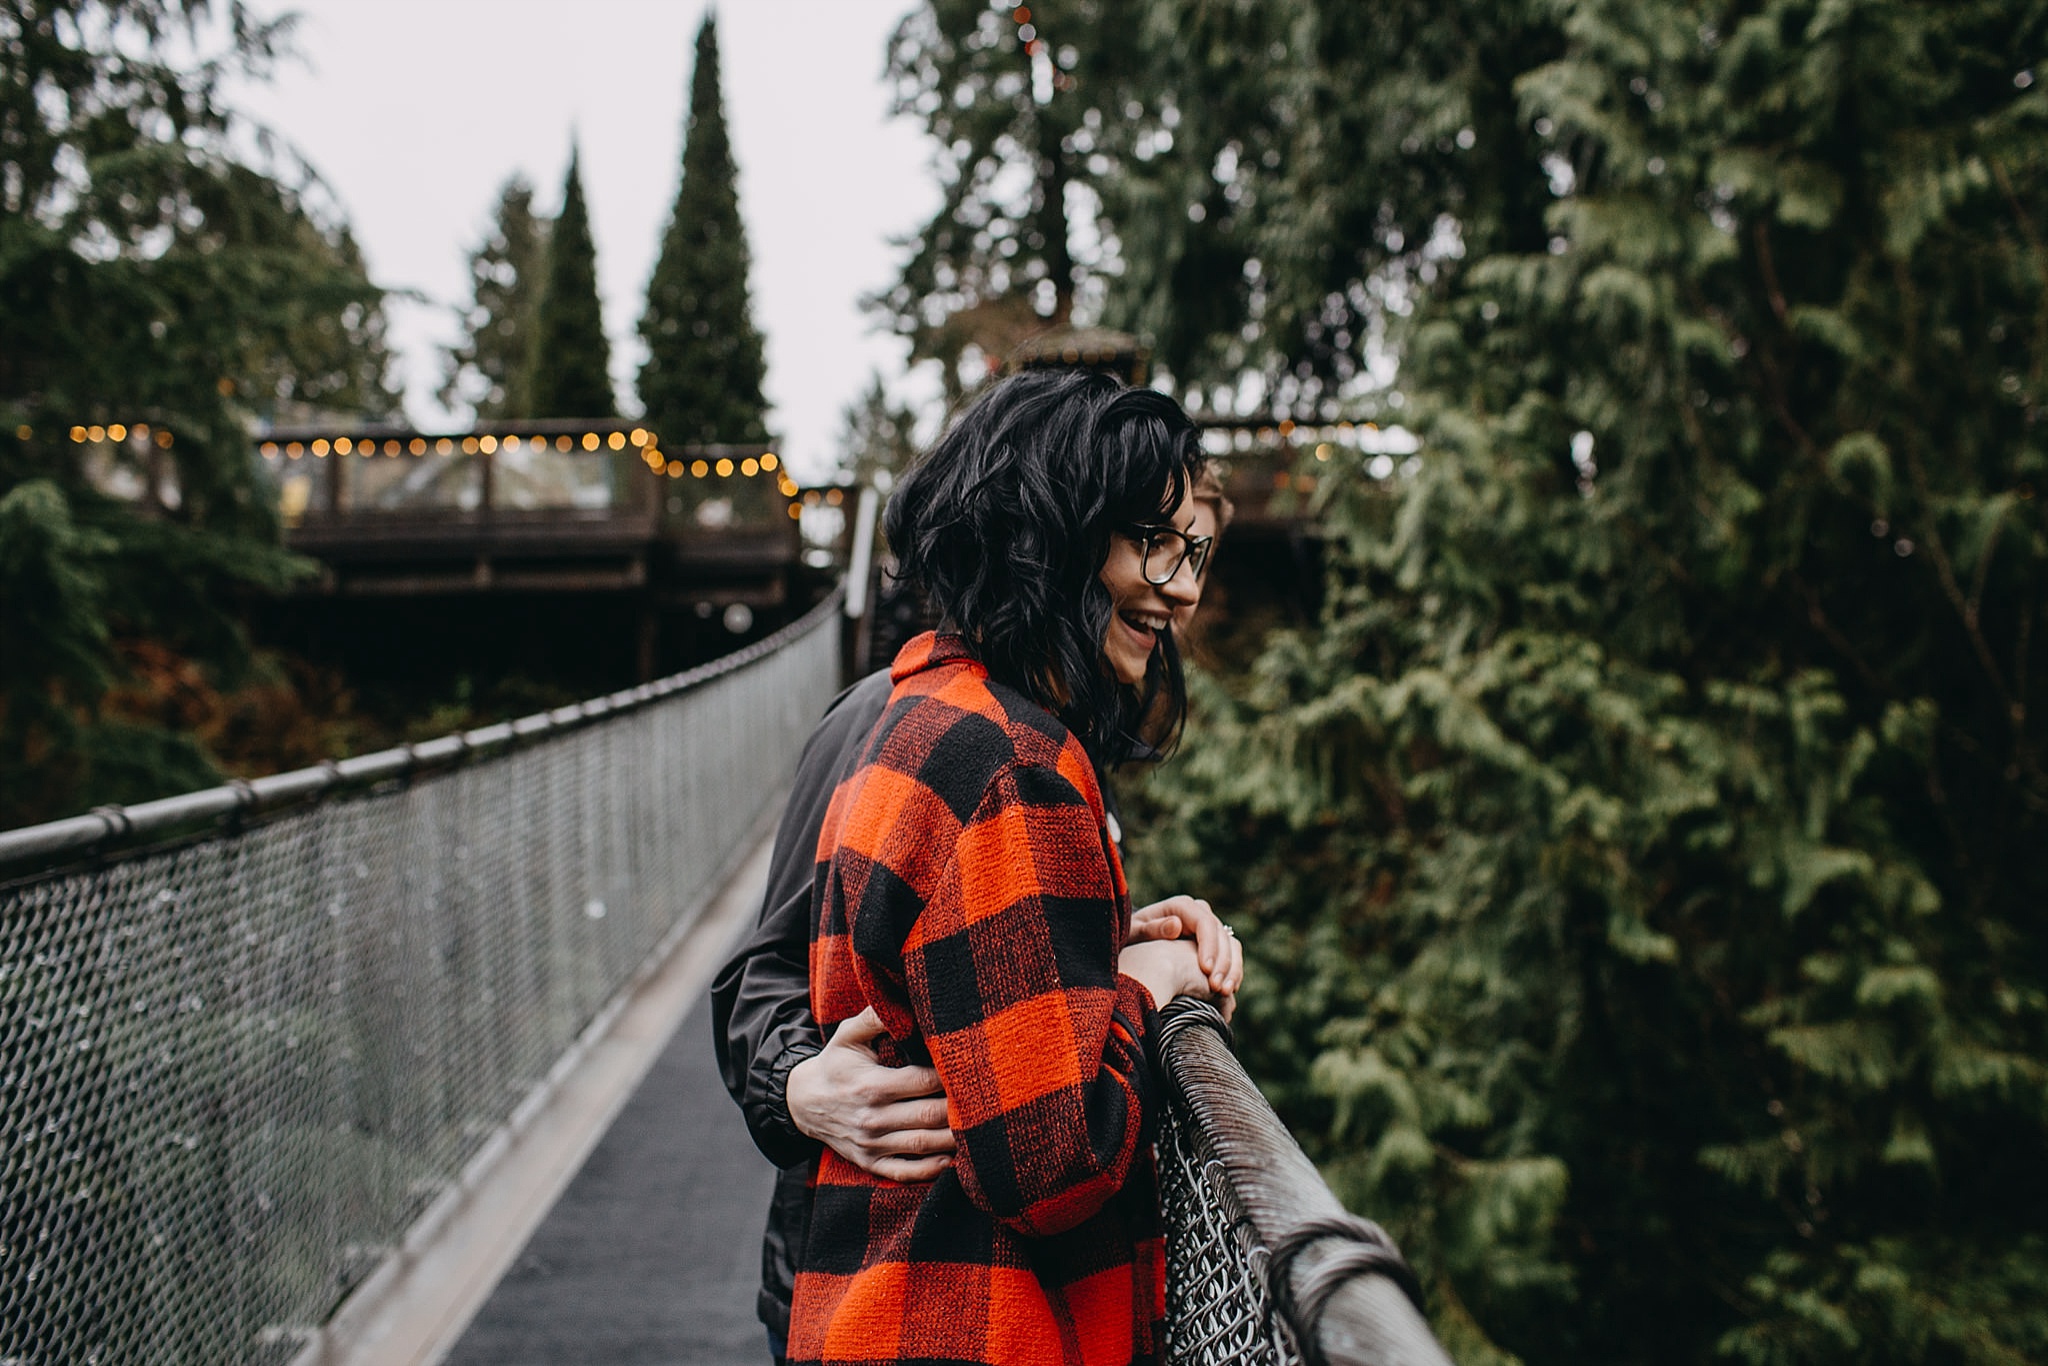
786, 1007, 955, 1182
1130, 895, 1244, 996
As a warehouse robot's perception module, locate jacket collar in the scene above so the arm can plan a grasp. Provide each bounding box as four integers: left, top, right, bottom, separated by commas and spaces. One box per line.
889, 630, 979, 683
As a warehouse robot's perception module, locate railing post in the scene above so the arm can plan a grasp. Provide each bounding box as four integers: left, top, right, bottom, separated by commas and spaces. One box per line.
1155, 1000, 1452, 1366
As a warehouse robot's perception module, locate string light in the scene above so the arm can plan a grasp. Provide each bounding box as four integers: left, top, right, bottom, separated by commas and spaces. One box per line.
741, 458, 759, 477
760, 452, 779, 471
607, 431, 626, 450
715, 457, 734, 477
581, 433, 600, 451
691, 460, 709, 478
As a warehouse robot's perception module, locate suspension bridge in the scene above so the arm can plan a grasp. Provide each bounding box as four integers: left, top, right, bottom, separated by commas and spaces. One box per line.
0, 592, 1446, 1366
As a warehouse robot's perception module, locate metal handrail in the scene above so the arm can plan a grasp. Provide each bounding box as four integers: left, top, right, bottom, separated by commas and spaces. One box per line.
0, 587, 845, 871
1156, 1000, 1452, 1366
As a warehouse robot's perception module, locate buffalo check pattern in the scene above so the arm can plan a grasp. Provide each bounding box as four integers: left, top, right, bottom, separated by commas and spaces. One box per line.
790, 632, 1165, 1366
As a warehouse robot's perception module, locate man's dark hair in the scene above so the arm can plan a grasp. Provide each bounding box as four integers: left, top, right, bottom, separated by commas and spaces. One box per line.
883, 368, 1203, 760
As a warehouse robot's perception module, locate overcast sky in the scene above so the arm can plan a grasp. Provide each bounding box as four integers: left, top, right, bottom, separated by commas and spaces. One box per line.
232, 0, 938, 480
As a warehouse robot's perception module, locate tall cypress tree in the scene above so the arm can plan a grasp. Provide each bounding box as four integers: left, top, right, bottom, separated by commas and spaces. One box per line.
441, 174, 550, 420
528, 146, 615, 418
637, 15, 769, 446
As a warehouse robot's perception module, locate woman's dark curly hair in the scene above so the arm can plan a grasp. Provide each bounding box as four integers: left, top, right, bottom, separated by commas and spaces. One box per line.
883, 368, 1204, 761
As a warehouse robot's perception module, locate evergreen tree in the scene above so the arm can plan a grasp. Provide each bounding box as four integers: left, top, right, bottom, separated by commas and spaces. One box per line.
527, 146, 615, 418
837, 374, 919, 488
441, 174, 550, 420
0, 0, 394, 826
874, 1, 1157, 397
1108, 2, 2048, 1362
638, 14, 769, 446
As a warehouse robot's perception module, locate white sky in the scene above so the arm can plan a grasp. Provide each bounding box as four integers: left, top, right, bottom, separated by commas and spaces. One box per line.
232, 0, 938, 481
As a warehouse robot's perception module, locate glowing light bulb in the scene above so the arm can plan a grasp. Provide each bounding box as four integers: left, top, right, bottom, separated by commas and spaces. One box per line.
716, 457, 734, 477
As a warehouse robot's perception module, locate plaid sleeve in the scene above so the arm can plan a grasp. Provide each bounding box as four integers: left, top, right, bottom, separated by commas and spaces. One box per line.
892, 751, 1159, 1239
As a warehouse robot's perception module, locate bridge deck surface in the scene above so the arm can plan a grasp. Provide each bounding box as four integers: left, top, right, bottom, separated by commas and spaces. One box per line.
445, 991, 777, 1365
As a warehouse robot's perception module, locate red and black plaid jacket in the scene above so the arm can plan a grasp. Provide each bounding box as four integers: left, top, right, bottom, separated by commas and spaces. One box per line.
790, 632, 1165, 1366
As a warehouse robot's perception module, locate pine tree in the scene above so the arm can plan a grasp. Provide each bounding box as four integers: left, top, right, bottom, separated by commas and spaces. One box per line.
0, 0, 394, 826
527, 146, 615, 418
441, 174, 550, 420
837, 374, 919, 488
874, 1, 1156, 398
638, 14, 769, 447
1096, 1, 2048, 1362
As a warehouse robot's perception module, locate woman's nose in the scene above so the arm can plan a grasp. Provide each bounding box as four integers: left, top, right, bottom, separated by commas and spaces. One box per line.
1159, 554, 1201, 603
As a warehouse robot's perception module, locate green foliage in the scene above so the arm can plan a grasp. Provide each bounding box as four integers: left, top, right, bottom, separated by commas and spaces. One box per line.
837, 373, 919, 488
1106, 1, 2048, 1361
0, 0, 393, 826
442, 173, 550, 420
527, 146, 615, 419
875, 0, 1162, 396
637, 15, 769, 446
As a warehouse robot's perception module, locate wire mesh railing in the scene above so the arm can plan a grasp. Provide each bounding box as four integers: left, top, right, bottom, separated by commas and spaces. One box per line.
1154, 1001, 1450, 1366
0, 596, 842, 1365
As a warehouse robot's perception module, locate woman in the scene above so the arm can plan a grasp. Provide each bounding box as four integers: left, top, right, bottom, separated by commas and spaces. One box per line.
789, 370, 1227, 1366
711, 458, 1237, 1365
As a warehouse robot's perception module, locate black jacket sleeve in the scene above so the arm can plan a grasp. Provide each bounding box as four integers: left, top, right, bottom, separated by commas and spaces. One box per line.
711, 668, 897, 1168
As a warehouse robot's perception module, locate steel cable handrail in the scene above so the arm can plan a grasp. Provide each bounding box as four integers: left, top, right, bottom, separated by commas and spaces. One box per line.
1154, 999, 1452, 1366
0, 589, 845, 873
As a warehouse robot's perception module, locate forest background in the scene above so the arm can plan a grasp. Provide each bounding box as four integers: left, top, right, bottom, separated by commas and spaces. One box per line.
5, 1, 2046, 1363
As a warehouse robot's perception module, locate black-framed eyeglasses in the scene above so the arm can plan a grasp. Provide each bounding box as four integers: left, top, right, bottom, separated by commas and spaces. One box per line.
1126, 524, 1215, 586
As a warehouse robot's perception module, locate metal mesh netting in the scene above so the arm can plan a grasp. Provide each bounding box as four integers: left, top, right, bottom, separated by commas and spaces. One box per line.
1156, 1081, 1302, 1366
0, 611, 839, 1365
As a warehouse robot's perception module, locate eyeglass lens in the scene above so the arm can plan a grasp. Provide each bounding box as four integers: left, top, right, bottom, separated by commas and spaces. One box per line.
1141, 529, 1212, 584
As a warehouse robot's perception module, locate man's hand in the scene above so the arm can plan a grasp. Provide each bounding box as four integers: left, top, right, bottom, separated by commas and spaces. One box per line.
786, 1007, 955, 1182
1130, 895, 1244, 997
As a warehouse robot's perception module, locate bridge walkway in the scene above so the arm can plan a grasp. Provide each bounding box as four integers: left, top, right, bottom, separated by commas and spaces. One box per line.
445, 993, 772, 1365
